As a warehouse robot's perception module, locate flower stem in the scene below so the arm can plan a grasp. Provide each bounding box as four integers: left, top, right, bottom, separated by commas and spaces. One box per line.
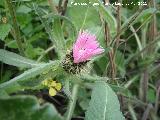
66, 84, 79, 120
6, 0, 24, 56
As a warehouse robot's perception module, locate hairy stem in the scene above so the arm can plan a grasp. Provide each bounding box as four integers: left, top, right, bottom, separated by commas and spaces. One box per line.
37, 45, 55, 62
66, 84, 79, 120
6, 0, 24, 55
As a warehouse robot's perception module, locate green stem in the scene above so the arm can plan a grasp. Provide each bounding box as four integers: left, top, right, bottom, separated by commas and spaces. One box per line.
6, 0, 24, 56
66, 84, 79, 120
37, 45, 55, 62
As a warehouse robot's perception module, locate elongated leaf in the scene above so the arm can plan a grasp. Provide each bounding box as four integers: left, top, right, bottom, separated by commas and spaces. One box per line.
0, 24, 11, 41
52, 18, 66, 57
0, 61, 59, 90
121, 8, 157, 31
0, 95, 63, 120
134, 8, 157, 23
33, 5, 65, 57
0, 49, 40, 68
85, 81, 125, 120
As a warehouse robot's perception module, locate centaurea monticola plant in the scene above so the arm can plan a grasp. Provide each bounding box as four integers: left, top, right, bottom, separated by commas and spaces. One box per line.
62, 30, 104, 74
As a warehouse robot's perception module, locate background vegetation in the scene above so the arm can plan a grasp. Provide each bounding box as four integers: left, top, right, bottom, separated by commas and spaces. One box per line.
0, 0, 160, 120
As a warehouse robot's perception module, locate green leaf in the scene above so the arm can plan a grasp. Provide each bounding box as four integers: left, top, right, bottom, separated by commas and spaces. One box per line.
134, 8, 157, 23
33, 5, 65, 57
0, 49, 41, 68
5, 39, 18, 48
0, 90, 9, 98
0, 95, 63, 120
0, 24, 11, 41
67, 5, 101, 30
147, 88, 156, 103
52, 18, 66, 57
80, 74, 109, 82
0, 61, 59, 91
17, 5, 32, 13
0, 0, 4, 6
17, 13, 32, 30
115, 51, 126, 77
85, 81, 125, 120
121, 8, 157, 31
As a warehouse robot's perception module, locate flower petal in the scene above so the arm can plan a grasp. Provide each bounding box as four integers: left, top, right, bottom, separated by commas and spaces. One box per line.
55, 83, 62, 91
49, 87, 57, 96
73, 30, 104, 63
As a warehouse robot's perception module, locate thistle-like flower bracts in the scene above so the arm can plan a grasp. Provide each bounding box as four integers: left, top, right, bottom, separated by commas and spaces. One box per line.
62, 51, 88, 74
62, 30, 104, 74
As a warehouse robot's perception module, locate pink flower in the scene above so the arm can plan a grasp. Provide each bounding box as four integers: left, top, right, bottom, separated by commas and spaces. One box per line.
73, 30, 104, 63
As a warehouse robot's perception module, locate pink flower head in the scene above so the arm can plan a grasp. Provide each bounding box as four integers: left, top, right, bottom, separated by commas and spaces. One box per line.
73, 30, 104, 63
